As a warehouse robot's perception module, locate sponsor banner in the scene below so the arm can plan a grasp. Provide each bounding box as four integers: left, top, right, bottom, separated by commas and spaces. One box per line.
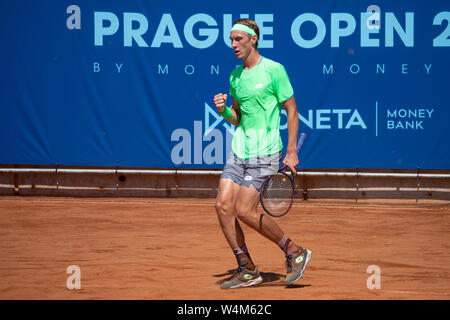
0, 0, 449, 168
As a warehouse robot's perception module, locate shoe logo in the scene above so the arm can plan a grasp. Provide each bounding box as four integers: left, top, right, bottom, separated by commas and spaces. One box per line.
244, 176, 253, 181
295, 256, 304, 264
243, 274, 253, 280
254, 83, 263, 89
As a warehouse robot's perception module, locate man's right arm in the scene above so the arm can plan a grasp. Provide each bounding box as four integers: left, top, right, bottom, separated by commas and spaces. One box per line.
228, 98, 241, 126
213, 93, 241, 126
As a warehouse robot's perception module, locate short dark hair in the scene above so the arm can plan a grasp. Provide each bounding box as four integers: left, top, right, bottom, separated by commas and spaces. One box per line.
233, 18, 260, 49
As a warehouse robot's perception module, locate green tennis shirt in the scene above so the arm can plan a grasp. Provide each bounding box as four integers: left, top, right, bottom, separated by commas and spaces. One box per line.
229, 56, 294, 159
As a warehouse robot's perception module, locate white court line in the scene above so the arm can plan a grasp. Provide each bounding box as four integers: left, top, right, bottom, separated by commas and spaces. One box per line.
382, 290, 448, 296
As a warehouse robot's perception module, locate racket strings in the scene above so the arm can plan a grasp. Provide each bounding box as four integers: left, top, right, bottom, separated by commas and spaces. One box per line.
261, 173, 294, 215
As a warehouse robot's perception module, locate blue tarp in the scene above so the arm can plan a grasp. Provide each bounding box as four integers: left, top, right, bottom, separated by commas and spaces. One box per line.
0, 0, 449, 168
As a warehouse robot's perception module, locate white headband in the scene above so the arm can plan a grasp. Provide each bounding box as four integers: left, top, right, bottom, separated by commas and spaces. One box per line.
230, 24, 257, 36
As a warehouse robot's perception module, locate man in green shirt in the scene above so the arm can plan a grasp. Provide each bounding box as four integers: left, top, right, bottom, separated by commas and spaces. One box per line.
213, 18, 311, 289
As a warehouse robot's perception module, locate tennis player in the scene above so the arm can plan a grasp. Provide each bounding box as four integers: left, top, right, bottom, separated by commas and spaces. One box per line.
213, 18, 311, 289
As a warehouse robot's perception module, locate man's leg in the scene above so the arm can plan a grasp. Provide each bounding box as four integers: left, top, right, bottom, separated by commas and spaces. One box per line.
215, 178, 256, 266
215, 178, 244, 249
215, 178, 262, 289
235, 184, 311, 284
216, 151, 257, 268
234, 184, 288, 245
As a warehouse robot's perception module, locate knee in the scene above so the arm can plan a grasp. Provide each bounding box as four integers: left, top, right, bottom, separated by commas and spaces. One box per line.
215, 199, 234, 218
235, 205, 253, 223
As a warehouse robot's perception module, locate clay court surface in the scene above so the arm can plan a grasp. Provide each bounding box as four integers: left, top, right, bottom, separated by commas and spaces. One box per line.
0, 196, 449, 300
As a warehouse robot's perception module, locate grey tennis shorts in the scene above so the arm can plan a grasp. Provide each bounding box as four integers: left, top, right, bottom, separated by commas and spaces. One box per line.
220, 151, 283, 191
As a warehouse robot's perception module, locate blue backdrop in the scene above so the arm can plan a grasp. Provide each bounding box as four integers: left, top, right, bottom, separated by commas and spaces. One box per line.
0, 0, 449, 169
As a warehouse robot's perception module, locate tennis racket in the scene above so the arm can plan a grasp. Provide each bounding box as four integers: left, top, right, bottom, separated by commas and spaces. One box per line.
260, 133, 307, 217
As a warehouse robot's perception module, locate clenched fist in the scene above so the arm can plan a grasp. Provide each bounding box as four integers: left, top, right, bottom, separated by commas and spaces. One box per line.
213, 93, 228, 113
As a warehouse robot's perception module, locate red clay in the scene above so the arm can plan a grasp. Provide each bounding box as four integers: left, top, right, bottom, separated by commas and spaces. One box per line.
0, 197, 449, 299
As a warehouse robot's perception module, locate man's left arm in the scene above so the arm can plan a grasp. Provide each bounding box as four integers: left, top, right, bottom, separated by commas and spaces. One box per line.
282, 96, 299, 174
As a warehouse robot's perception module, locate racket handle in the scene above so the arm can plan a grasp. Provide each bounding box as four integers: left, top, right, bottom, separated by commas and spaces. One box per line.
297, 133, 307, 154
281, 133, 307, 173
